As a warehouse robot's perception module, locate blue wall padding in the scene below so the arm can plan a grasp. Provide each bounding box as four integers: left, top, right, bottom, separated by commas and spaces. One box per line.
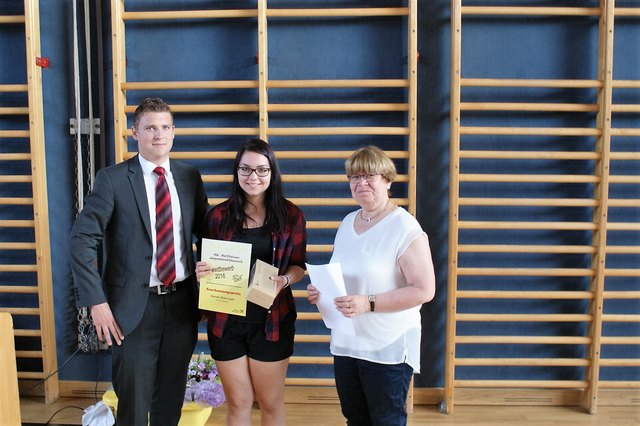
0, 0, 637, 388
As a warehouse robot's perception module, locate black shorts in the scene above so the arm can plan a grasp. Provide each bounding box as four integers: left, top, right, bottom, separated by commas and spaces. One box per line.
208, 315, 295, 362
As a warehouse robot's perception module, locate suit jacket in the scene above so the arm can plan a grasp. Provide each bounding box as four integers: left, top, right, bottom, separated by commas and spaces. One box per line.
69, 155, 209, 336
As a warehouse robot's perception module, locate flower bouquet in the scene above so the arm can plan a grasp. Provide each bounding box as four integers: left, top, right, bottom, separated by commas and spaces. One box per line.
184, 353, 226, 408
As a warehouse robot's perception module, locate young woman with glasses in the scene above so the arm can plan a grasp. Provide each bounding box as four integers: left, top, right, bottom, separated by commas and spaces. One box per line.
196, 138, 307, 425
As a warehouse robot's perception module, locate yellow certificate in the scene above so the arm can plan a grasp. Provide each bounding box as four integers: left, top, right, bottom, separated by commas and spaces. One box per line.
199, 238, 251, 316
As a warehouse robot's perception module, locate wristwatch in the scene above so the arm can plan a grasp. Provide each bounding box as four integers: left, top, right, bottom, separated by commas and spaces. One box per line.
368, 294, 376, 312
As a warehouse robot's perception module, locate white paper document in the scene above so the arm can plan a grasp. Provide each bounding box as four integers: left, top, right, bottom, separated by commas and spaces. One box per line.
305, 263, 356, 335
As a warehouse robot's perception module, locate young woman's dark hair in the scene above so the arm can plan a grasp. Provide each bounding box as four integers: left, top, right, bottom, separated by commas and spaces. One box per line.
222, 138, 287, 235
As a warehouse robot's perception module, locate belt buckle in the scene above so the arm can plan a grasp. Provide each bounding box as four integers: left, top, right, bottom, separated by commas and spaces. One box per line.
156, 282, 176, 295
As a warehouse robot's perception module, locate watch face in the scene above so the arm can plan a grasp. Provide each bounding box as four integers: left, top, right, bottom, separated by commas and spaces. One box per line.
369, 295, 375, 302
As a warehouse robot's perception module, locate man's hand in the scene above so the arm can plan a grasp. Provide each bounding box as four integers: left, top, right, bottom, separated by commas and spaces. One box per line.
90, 302, 124, 346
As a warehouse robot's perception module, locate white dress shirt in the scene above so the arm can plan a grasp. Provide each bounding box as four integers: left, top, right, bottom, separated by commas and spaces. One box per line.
138, 155, 187, 287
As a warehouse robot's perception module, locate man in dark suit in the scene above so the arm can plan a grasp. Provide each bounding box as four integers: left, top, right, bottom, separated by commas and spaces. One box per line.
69, 98, 209, 425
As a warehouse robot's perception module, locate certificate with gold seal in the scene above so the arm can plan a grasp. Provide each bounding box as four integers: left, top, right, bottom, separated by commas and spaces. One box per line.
199, 238, 252, 316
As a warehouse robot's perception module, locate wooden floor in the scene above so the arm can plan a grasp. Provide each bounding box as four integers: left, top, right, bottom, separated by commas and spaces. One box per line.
19, 396, 640, 425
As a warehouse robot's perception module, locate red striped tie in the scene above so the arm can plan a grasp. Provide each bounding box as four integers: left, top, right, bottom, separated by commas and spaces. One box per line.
154, 167, 176, 287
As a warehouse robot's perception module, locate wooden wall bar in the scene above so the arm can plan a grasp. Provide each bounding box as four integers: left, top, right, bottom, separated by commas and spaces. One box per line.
5, 0, 636, 412
0, 0, 58, 404
110, 0, 418, 401
446, 0, 639, 414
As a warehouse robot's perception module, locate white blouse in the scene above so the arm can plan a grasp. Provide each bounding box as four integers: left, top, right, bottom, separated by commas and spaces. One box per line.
329, 207, 427, 373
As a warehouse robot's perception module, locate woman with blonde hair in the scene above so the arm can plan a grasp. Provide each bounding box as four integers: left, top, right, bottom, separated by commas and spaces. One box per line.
307, 145, 436, 426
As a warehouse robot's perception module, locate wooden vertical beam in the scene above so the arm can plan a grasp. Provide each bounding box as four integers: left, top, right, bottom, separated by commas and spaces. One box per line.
24, 0, 59, 404
584, 0, 616, 414
444, 0, 462, 414
0, 314, 21, 424
407, 0, 418, 216
406, 0, 418, 413
112, 0, 128, 163
406, 0, 419, 412
258, 0, 269, 142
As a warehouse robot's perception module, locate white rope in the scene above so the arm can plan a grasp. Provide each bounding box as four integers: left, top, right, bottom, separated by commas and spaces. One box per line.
72, 0, 83, 211
84, 0, 95, 189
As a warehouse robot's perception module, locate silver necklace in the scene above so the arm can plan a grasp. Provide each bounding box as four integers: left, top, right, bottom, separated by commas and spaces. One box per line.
360, 202, 390, 223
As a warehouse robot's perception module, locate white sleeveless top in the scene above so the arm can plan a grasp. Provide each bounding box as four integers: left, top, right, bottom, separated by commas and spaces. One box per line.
329, 207, 426, 373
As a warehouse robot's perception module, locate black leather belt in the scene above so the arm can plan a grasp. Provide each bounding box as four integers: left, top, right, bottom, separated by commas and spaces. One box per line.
150, 282, 177, 295
149, 276, 190, 295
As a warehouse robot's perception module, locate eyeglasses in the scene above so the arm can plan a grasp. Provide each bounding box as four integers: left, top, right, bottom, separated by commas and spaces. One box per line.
347, 174, 380, 183
238, 166, 271, 177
